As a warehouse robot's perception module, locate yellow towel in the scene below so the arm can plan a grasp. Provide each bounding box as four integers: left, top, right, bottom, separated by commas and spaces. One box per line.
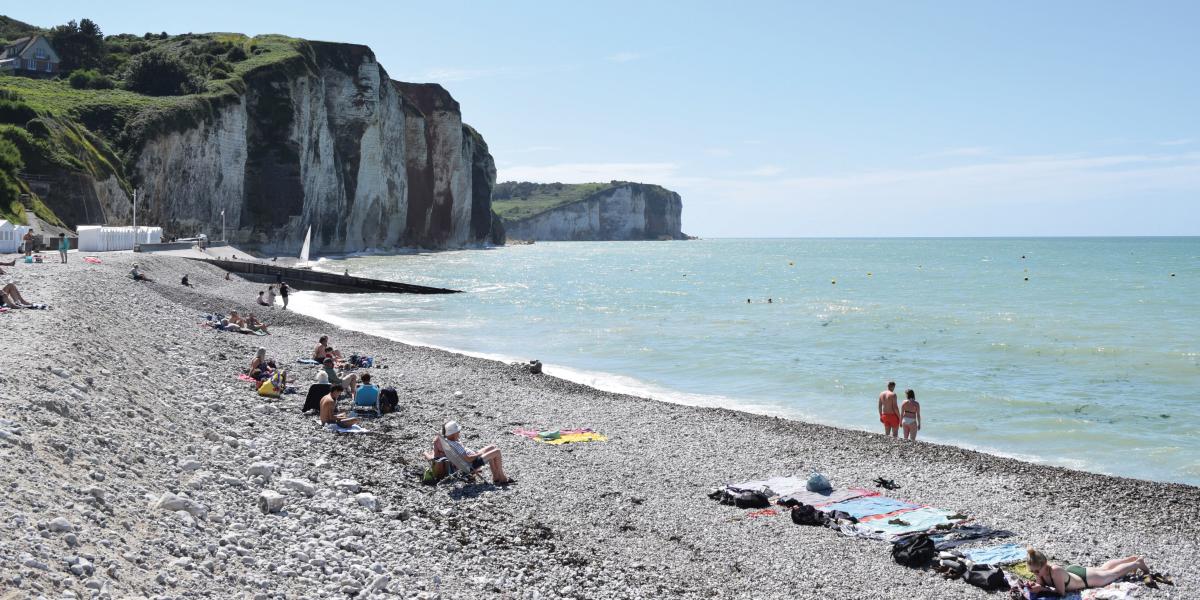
1008, 561, 1035, 581
541, 432, 608, 445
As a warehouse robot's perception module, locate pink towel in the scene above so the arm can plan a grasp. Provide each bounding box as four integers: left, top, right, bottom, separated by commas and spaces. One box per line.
237, 374, 257, 382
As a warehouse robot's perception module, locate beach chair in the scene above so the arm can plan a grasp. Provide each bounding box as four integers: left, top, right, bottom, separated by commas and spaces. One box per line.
352, 384, 381, 416
426, 436, 481, 483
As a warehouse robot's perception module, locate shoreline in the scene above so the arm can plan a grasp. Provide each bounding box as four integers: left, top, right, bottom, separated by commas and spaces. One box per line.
284, 273, 1162, 488
1, 252, 1195, 598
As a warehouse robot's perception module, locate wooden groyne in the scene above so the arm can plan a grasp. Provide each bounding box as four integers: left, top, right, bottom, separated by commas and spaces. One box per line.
190, 258, 462, 295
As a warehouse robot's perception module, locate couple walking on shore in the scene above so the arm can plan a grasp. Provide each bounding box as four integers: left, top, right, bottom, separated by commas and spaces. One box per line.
878, 381, 921, 439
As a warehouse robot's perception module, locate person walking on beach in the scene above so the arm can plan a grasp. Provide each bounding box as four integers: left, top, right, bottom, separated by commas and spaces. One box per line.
279, 281, 290, 310
878, 381, 900, 437
57, 234, 69, 263
901, 389, 921, 440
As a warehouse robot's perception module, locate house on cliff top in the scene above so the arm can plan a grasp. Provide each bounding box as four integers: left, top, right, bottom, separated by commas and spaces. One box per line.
0, 35, 59, 77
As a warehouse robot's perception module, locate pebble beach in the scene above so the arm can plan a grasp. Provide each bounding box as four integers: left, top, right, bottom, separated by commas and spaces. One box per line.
1, 252, 1197, 599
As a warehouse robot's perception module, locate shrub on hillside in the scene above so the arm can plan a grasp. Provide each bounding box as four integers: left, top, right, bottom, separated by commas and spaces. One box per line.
68, 69, 115, 90
0, 137, 25, 218
226, 45, 247, 62
0, 99, 37, 126
124, 51, 201, 96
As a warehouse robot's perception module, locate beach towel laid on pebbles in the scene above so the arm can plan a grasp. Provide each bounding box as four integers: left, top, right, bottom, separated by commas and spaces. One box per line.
721, 476, 810, 499
778, 486, 879, 508
821, 495, 921, 520
932, 524, 1015, 550
857, 507, 966, 536
513, 428, 608, 444
324, 423, 368, 434
962, 543, 1027, 566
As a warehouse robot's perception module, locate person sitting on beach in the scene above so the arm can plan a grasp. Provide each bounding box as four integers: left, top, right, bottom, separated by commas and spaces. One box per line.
433, 421, 512, 485
249, 347, 276, 380
901, 389, 921, 440
130, 263, 152, 282
314, 336, 329, 362
246, 313, 269, 333
181, 274, 194, 287
257, 291, 270, 306
266, 285, 277, 307
326, 345, 345, 363
878, 381, 900, 437
1, 282, 35, 308
226, 310, 244, 328
353, 372, 380, 411
1025, 548, 1153, 595
322, 356, 358, 396
319, 384, 361, 428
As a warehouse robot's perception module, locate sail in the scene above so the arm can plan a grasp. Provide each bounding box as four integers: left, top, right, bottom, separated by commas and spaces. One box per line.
299, 226, 311, 264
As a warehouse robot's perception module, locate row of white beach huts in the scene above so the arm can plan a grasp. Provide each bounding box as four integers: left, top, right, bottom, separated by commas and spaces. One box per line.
0, 220, 162, 253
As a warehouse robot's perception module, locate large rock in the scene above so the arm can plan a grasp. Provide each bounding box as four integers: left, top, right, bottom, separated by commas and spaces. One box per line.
154, 492, 207, 519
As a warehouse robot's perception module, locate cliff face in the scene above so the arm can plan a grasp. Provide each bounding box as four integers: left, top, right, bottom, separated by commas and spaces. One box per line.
66, 42, 498, 254
503, 183, 684, 241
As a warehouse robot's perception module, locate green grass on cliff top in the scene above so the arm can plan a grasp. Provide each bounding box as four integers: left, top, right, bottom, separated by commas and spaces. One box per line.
492, 182, 617, 221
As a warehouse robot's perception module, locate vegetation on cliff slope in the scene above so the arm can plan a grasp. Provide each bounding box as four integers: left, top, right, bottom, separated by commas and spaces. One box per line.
492, 181, 676, 222
0, 14, 307, 226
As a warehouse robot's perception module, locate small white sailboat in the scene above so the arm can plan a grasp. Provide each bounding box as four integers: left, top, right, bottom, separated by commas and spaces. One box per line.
296, 226, 312, 268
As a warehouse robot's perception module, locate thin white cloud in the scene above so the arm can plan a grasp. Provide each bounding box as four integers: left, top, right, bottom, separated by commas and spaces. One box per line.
606, 51, 642, 63
1158, 138, 1193, 146
917, 146, 992, 159
498, 162, 682, 184
704, 147, 733, 157
744, 164, 785, 177
675, 150, 1200, 236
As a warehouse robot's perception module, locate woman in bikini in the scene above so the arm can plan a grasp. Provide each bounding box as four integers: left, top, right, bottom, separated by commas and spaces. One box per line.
1025, 547, 1156, 595
900, 389, 921, 440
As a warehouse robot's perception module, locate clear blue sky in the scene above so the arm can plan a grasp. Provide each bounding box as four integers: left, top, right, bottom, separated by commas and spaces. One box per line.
12, 1, 1200, 236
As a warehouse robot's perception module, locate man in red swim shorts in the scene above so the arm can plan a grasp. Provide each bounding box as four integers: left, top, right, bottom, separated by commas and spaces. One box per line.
878, 381, 900, 437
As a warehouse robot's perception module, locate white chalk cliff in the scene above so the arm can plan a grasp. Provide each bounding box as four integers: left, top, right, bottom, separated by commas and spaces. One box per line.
503, 183, 684, 241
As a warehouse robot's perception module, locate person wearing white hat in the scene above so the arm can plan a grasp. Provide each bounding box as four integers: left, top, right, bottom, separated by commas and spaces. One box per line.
436, 421, 512, 485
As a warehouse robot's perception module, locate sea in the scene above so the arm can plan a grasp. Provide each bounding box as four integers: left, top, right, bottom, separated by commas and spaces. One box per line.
288, 238, 1200, 486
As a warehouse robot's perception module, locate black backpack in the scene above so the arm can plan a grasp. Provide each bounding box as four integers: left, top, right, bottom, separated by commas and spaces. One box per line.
729, 489, 770, 509
891, 534, 935, 568
790, 503, 825, 526
380, 387, 399, 412
963, 564, 1008, 590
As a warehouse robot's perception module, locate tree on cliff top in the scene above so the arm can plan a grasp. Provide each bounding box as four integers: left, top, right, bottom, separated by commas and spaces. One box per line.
124, 50, 201, 96
49, 18, 106, 72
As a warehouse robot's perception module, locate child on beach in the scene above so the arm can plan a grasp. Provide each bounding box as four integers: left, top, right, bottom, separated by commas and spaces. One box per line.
878, 381, 900, 437
257, 291, 270, 306
901, 389, 921, 440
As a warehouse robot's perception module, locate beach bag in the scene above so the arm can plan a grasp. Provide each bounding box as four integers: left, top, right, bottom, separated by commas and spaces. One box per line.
715, 488, 770, 509
963, 564, 1008, 590
806, 473, 832, 493
891, 534, 935, 568
380, 387, 399, 413
790, 503, 825, 526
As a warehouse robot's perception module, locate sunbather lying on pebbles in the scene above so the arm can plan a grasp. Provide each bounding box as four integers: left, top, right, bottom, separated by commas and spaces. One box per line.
435, 420, 513, 485
1024, 547, 1163, 595
1, 282, 35, 308
319, 385, 361, 428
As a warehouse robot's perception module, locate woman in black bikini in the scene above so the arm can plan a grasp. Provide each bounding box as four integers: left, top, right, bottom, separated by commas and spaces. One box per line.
1025, 547, 1157, 595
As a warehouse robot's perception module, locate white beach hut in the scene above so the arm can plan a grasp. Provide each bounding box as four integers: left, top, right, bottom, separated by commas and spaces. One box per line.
0, 219, 32, 253
76, 225, 163, 252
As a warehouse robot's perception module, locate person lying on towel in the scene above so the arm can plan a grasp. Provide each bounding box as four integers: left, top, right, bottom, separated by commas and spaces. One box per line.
433, 420, 513, 485
1024, 547, 1161, 595
319, 385, 361, 428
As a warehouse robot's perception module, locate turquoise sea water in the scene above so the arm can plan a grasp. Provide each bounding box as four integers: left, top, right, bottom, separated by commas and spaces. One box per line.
289, 238, 1200, 485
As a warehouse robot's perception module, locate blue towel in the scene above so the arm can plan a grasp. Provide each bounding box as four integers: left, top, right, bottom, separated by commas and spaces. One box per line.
964, 543, 1027, 566
859, 507, 959, 534
822, 495, 920, 519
